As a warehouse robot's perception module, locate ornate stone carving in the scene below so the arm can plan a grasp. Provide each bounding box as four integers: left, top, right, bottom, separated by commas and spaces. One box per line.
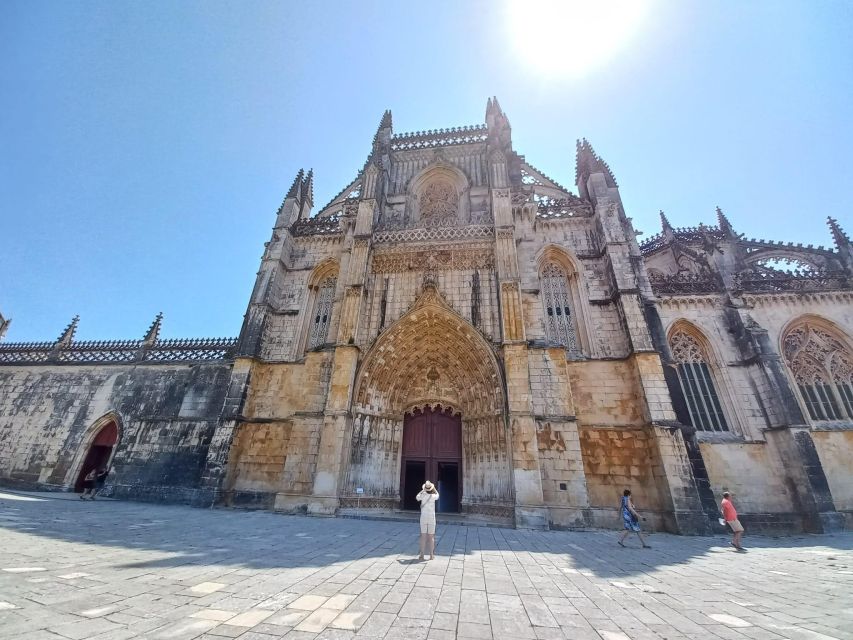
670, 329, 707, 364
420, 179, 457, 224
371, 248, 494, 273
373, 225, 493, 245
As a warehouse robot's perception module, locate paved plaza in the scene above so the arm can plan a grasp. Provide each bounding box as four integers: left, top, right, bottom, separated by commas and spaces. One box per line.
0, 491, 851, 640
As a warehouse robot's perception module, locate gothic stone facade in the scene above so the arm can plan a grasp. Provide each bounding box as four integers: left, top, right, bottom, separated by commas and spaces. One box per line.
2, 99, 852, 534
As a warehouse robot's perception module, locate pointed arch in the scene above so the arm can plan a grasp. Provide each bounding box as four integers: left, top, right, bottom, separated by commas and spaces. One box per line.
666, 321, 733, 433
299, 259, 340, 353
407, 162, 470, 226
781, 315, 853, 422
345, 285, 511, 510
68, 411, 123, 492
534, 244, 591, 355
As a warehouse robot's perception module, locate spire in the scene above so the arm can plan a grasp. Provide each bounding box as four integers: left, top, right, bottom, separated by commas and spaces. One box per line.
143, 312, 163, 344
486, 96, 511, 149
575, 138, 617, 189
716, 206, 736, 237
827, 216, 851, 250
285, 168, 304, 200
56, 315, 79, 346
302, 169, 314, 211
371, 109, 393, 155
659, 210, 673, 233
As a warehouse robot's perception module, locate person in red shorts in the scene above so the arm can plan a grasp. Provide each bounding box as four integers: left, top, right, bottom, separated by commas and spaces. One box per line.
721, 491, 744, 550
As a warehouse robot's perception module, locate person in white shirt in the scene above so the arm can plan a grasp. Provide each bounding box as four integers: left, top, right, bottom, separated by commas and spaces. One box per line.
416, 480, 439, 560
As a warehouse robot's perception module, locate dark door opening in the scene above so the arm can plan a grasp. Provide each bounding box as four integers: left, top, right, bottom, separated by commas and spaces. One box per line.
402, 460, 426, 511
74, 421, 118, 492
437, 461, 459, 513
400, 406, 462, 512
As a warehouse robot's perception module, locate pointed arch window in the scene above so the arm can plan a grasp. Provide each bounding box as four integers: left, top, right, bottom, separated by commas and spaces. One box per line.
308, 276, 336, 349
540, 262, 578, 352
670, 329, 729, 431
783, 323, 853, 421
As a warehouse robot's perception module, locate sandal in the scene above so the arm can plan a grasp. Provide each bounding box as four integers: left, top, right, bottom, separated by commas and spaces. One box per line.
617, 540, 625, 547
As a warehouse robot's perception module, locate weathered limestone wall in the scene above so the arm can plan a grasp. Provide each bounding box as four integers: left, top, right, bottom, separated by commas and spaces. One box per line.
221, 353, 333, 508
812, 430, 853, 517
699, 441, 803, 532
567, 360, 645, 427
579, 426, 667, 529
0, 363, 231, 505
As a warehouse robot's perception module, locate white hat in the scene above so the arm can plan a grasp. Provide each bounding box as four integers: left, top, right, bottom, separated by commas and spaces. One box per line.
423, 481, 435, 492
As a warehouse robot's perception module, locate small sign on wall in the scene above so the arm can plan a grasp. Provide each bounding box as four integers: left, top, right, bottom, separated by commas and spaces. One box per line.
355, 487, 364, 494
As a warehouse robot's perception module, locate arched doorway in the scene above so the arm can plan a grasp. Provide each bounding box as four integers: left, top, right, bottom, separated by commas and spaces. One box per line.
345, 284, 512, 516
401, 406, 462, 512
74, 421, 118, 492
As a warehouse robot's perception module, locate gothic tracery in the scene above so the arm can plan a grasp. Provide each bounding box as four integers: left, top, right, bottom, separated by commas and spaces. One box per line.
540, 262, 578, 351
783, 322, 853, 420
669, 328, 729, 432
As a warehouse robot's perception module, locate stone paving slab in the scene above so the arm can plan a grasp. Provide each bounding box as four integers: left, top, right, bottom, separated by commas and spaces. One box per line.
0, 491, 851, 639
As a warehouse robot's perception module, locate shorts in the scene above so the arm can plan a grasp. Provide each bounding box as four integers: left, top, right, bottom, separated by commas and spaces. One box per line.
420, 519, 436, 534
727, 519, 744, 533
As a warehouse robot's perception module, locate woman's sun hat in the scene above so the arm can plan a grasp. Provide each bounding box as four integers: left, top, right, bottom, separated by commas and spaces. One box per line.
423, 480, 435, 492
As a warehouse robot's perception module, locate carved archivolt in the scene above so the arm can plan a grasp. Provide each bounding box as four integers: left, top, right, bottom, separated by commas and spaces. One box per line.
372, 247, 494, 273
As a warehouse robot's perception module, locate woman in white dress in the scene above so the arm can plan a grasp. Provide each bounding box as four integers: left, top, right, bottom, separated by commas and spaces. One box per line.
416, 480, 439, 560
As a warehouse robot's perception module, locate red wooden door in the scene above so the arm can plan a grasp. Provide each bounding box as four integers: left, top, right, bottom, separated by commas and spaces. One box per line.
400, 407, 462, 512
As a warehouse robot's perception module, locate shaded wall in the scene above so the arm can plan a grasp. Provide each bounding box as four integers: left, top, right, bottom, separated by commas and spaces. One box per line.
0, 363, 231, 505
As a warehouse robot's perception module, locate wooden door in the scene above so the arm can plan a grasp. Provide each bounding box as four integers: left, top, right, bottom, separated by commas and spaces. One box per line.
400, 407, 462, 512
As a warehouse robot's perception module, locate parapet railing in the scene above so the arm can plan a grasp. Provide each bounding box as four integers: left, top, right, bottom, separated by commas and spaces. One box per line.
0, 337, 237, 365
390, 125, 489, 151
734, 269, 850, 294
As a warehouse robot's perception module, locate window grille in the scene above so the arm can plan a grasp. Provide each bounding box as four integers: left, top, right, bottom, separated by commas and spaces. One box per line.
540, 263, 578, 351
784, 324, 853, 421
308, 277, 336, 349
670, 329, 729, 431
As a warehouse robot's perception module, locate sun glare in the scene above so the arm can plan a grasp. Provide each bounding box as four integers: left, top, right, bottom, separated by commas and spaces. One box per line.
506, 0, 651, 78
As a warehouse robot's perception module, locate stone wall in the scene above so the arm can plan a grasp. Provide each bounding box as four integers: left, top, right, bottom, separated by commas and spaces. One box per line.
0, 362, 231, 505
699, 441, 803, 532
812, 430, 853, 517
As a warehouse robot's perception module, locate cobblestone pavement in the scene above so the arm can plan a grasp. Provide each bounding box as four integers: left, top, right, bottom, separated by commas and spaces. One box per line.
1, 491, 851, 640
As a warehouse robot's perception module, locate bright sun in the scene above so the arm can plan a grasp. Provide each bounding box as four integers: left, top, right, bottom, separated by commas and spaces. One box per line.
506, 0, 652, 78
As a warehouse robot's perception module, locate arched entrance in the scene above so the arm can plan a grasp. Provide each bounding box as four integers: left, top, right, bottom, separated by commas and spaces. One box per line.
401, 406, 462, 512
74, 421, 118, 492
345, 284, 512, 516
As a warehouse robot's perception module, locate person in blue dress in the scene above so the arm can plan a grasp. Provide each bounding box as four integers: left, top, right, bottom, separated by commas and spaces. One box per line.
618, 488, 650, 548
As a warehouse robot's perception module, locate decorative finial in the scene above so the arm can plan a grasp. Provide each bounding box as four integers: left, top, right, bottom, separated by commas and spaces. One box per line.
56, 315, 79, 346
575, 137, 618, 188
827, 216, 851, 249
659, 210, 673, 232
0, 313, 10, 342
143, 312, 163, 344
379, 109, 392, 130
302, 169, 314, 209
716, 206, 735, 237
286, 168, 305, 199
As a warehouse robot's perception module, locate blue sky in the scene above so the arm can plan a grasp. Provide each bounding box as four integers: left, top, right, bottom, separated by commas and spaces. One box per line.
2, 1, 852, 342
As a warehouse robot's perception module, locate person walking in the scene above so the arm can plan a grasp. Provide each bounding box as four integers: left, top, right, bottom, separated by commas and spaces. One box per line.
90, 466, 109, 500
721, 491, 744, 550
80, 468, 97, 500
416, 480, 439, 561
617, 489, 650, 548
